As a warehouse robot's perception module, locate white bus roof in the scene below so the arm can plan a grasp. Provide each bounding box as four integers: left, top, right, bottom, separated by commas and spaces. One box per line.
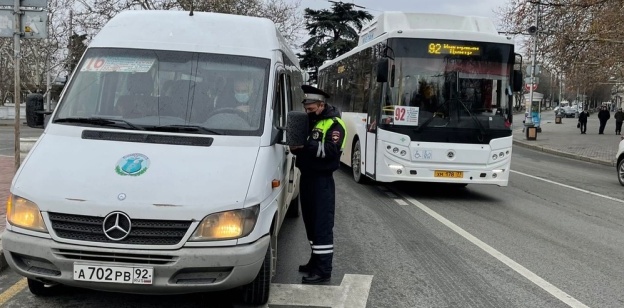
358, 11, 510, 46
321, 12, 513, 71
90, 10, 297, 61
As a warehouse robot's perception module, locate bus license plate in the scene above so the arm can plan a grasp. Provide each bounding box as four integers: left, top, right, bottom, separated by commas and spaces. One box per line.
434, 170, 463, 178
74, 264, 153, 284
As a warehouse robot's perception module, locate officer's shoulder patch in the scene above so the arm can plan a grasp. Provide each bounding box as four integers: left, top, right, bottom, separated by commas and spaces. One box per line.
331, 130, 341, 144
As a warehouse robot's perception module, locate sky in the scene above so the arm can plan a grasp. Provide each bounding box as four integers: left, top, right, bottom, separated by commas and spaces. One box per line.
298, 0, 508, 27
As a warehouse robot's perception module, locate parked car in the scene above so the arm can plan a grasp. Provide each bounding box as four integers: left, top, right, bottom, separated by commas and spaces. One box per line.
616, 137, 624, 185
563, 105, 579, 118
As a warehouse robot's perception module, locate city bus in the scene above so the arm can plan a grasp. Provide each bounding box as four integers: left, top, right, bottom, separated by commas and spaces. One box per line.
318, 12, 522, 186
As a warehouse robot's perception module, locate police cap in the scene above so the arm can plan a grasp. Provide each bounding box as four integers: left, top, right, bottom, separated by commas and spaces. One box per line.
301, 84, 330, 104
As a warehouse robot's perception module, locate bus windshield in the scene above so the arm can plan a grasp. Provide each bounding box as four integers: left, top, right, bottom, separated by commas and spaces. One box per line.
54, 48, 270, 136
380, 38, 514, 142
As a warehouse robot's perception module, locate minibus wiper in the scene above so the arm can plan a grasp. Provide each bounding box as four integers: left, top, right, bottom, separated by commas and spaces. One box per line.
145, 125, 222, 135
55, 117, 145, 130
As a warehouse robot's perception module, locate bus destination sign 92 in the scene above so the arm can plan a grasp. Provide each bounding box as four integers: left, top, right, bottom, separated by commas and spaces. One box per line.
428, 43, 481, 56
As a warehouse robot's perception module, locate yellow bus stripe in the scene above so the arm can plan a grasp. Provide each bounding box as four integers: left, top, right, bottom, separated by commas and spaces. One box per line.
0, 278, 27, 306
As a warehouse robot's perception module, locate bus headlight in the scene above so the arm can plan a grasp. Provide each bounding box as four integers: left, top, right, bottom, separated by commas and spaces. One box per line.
7, 194, 48, 232
190, 205, 259, 241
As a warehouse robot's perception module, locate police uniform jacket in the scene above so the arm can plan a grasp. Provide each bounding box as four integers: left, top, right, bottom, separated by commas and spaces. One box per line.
293, 105, 346, 175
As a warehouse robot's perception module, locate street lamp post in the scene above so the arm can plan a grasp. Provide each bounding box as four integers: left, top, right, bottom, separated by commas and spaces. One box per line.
525, 2, 541, 135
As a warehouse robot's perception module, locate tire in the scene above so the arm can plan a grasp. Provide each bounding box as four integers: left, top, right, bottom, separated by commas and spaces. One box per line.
27, 279, 60, 297
352, 140, 367, 184
618, 159, 624, 186
286, 194, 300, 218
241, 241, 273, 305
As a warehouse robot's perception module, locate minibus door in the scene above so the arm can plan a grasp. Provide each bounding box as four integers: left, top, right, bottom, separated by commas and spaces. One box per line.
277, 71, 296, 222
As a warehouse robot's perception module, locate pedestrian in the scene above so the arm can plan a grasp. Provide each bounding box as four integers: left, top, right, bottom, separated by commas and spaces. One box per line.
615, 108, 624, 135
578, 109, 589, 134
598, 105, 611, 134
290, 84, 347, 284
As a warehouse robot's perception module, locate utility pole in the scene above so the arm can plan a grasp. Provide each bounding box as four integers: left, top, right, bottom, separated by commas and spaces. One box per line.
527, 2, 540, 127
13, 0, 22, 170
1, 0, 49, 171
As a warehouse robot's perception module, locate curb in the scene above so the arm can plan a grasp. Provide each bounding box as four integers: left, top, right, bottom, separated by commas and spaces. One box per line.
513, 139, 615, 167
0, 122, 28, 127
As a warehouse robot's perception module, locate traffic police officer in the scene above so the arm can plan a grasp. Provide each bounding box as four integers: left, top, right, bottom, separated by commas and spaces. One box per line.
290, 84, 346, 284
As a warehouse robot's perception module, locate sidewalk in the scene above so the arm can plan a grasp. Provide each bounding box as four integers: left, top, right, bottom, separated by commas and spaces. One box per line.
513, 115, 620, 166
0, 119, 26, 126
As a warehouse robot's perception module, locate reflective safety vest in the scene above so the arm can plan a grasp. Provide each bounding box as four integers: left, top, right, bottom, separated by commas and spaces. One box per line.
312, 117, 347, 151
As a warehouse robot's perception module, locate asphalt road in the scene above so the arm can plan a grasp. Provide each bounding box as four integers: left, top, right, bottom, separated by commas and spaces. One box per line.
1, 127, 623, 307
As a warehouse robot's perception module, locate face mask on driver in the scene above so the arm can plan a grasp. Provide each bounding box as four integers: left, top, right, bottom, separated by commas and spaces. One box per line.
235, 92, 250, 104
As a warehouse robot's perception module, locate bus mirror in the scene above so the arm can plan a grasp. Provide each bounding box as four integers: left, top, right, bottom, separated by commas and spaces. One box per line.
284, 111, 309, 146
390, 64, 396, 88
376, 58, 389, 83
512, 70, 523, 92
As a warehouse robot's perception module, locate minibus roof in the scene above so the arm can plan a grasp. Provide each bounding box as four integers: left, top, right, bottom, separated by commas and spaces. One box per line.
90, 10, 290, 59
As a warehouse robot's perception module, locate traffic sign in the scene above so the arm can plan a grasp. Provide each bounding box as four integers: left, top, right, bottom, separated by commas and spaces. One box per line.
525, 83, 538, 91
0, 9, 47, 38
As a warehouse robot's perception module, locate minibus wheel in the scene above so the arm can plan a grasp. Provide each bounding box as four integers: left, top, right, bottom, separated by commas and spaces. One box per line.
241, 240, 272, 305
27, 278, 60, 296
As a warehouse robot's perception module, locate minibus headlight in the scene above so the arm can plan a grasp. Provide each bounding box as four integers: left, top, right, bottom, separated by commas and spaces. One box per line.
6, 194, 48, 232
190, 205, 260, 241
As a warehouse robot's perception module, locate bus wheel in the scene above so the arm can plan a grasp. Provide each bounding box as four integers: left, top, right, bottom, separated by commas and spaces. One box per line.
352, 140, 366, 183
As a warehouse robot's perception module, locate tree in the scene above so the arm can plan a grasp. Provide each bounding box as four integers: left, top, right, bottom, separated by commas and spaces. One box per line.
66, 33, 88, 75
497, 0, 624, 106
298, 2, 373, 83
0, 0, 304, 105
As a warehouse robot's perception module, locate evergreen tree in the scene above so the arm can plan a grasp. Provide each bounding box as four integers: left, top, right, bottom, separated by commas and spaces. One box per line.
298, 2, 372, 84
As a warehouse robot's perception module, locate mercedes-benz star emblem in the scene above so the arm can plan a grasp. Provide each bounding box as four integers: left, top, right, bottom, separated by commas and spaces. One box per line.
103, 212, 132, 241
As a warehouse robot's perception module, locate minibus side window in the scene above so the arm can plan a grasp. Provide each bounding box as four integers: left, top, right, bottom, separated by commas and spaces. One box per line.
274, 73, 287, 128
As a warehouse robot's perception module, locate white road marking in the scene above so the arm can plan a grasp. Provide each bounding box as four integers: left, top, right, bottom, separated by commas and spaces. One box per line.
394, 190, 589, 308
269, 274, 373, 307
385, 192, 398, 198
511, 170, 624, 204
394, 199, 408, 206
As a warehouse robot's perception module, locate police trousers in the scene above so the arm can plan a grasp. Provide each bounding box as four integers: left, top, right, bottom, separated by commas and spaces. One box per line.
300, 172, 335, 276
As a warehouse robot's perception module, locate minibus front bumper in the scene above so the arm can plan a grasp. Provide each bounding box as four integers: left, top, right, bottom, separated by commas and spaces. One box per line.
1, 230, 269, 294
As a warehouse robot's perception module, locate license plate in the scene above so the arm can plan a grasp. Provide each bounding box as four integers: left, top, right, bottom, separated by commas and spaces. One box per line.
434, 170, 464, 178
74, 264, 153, 284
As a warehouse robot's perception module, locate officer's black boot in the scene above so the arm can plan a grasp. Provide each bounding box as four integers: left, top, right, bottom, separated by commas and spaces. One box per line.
298, 244, 315, 273
302, 272, 331, 284
298, 256, 314, 273
302, 254, 332, 284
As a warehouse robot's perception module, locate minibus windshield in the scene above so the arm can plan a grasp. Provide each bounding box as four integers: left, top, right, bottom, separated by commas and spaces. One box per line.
54, 48, 270, 136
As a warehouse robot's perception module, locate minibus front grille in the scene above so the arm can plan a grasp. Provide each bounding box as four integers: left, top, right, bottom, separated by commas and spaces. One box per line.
53, 249, 177, 265
48, 212, 192, 246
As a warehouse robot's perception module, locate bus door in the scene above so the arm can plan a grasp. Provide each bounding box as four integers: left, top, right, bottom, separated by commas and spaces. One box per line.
365, 81, 383, 178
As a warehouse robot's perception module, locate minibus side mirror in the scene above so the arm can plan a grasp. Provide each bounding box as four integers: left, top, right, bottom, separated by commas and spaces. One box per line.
280, 111, 308, 146
376, 58, 389, 83
512, 70, 523, 92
